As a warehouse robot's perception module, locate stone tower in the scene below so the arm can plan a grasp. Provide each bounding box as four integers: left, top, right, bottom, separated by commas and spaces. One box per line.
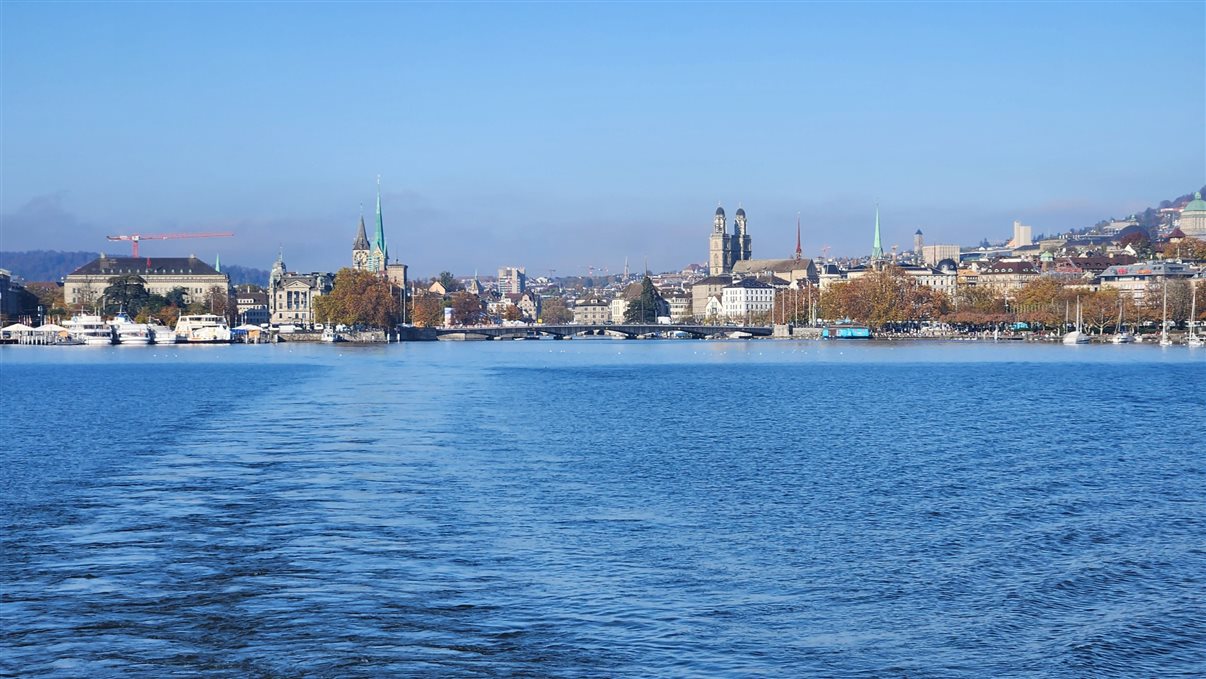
709, 205, 733, 276
914, 228, 924, 255
352, 207, 371, 270
735, 207, 752, 261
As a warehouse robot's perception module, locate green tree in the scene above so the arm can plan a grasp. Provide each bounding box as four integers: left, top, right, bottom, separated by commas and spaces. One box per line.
438, 271, 462, 292
623, 276, 663, 323
164, 287, 189, 309
103, 274, 150, 315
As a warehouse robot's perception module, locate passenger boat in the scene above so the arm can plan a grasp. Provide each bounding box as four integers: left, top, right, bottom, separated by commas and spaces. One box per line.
321, 327, 343, 343
109, 312, 153, 345
63, 314, 116, 345
175, 314, 232, 343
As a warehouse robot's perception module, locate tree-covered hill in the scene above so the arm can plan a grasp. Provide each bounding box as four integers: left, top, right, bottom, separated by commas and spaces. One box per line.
0, 250, 268, 286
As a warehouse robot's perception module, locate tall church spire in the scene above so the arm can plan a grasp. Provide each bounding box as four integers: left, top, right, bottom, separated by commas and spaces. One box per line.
871, 203, 884, 259
795, 212, 802, 261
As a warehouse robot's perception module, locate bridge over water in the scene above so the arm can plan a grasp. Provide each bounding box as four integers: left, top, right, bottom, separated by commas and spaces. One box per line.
401, 323, 773, 341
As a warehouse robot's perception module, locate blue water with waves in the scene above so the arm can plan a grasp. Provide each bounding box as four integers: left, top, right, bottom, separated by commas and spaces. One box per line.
2, 341, 1204, 677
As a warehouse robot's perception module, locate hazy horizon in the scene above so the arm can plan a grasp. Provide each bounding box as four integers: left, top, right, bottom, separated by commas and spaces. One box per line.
3, 2, 1203, 277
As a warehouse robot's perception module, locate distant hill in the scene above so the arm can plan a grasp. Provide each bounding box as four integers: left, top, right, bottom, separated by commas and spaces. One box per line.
0, 250, 96, 281
0, 250, 268, 286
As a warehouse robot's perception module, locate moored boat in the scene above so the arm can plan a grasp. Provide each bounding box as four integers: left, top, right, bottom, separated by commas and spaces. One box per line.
63, 314, 116, 345
109, 312, 153, 345
175, 314, 232, 343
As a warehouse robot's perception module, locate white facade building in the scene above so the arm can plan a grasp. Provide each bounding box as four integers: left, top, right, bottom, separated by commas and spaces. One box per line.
721, 278, 774, 321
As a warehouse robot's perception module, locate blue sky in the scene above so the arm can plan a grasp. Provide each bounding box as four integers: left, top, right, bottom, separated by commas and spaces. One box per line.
2, 1, 1203, 276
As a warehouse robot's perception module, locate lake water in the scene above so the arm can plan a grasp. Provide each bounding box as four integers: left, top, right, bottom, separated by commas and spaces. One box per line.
2, 340, 1204, 677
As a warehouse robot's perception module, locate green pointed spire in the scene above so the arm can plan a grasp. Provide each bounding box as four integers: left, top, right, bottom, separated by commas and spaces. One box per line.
374, 175, 388, 267
215, 253, 221, 272
871, 203, 884, 259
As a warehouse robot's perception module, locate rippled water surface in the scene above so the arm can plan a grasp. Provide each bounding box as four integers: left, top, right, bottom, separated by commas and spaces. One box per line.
2, 341, 1204, 677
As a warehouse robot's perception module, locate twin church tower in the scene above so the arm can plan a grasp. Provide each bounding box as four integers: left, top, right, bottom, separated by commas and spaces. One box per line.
352, 177, 389, 274
709, 205, 753, 276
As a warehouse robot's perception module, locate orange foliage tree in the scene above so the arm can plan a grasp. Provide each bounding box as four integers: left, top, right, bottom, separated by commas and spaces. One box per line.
313, 268, 400, 328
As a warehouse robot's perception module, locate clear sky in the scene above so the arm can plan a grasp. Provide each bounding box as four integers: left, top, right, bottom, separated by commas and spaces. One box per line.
2, 1, 1203, 276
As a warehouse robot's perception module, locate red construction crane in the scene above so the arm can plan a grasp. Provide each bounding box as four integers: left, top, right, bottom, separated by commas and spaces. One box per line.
106, 232, 234, 257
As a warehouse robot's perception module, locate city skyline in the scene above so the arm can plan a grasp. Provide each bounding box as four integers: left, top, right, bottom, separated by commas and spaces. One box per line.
3, 2, 1203, 275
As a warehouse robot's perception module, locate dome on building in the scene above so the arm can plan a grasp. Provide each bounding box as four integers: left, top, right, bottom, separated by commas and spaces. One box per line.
735, 207, 746, 217
715, 206, 726, 217
936, 258, 958, 273
1184, 191, 1206, 213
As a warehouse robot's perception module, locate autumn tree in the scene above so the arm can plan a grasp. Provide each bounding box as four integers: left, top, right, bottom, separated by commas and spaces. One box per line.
819, 266, 949, 329
502, 304, 523, 322
313, 268, 400, 328
1012, 276, 1071, 329
450, 292, 485, 326
540, 297, 573, 324
1162, 237, 1206, 261
1080, 289, 1121, 335
411, 293, 445, 327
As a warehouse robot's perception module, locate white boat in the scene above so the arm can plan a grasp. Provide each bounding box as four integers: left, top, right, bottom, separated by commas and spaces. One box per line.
175, 314, 232, 343
1159, 278, 1173, 347
148, 321, 178, 344
1109, 299, 1133, 344
320, 327, 343, 343
1188, 283, 1202, 348
1062, 297, 1089, 345
109, 312, 152, 345
63, 314, 116, 345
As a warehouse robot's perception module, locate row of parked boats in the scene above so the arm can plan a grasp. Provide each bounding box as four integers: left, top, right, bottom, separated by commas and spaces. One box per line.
50, 313, 232, 345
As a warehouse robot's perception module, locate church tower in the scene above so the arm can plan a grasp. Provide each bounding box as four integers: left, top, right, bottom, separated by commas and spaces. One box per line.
735, 206, 752, 261
352, 206, 371, 270
369, 176, 389, 273
709, 205, 729, 276
871, 203, 884, 260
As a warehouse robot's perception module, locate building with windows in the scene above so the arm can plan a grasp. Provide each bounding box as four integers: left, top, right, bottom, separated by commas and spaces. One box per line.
1098, 260, 1200, 301
921, 244, 961, 267
233, 286, 270, 326
63, 255, 228, 307
267, 252, 333, 326
721, 277, 774, 321
498, 266, 527, 294
572, 299, 611, 324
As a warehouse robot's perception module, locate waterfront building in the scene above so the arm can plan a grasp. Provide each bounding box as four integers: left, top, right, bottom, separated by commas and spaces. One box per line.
721, 277, 774, 321
708, 206, 753, 275
233, 285, 270, 326
0, 269, 40, 324
1179, 192, 1206, 237
572, 299, 610, 324
267, 252, 333, 326
663, 289, 692, 321
1097, 260, 1200, 301
973, 260, 1039, 299
504, 291, 541, 321
690, 274, 732, 319
63, 255, 228, 308
498, 266, 527, 294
